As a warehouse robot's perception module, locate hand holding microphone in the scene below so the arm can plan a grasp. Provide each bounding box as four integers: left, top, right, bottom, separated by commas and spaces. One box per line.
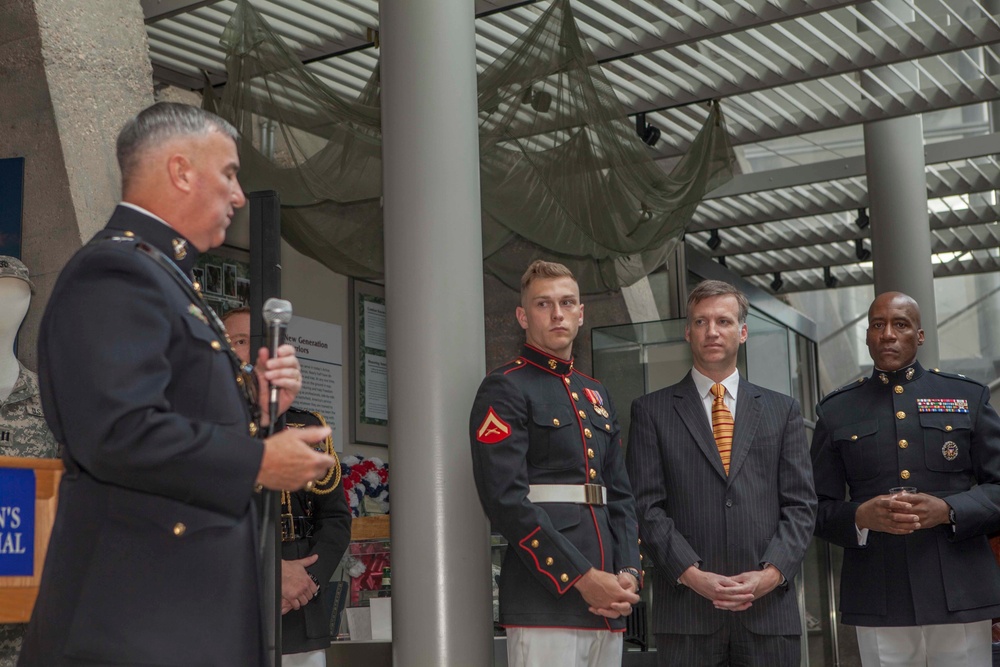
256, 298, 301, 427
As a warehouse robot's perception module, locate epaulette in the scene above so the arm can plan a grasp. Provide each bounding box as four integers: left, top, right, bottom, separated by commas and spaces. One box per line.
927, 367, 986, 387
492, 357, 527, 375
819, 376, 868, 405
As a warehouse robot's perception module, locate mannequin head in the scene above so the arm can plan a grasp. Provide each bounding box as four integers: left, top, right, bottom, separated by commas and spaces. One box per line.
0, 257, 33, 344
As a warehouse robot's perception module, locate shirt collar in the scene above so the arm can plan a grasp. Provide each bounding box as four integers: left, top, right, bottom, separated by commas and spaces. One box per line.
691, 366, 740, 402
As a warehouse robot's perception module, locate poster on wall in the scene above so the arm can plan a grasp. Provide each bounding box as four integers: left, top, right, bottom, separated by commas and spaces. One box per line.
194, 245, 249, 318
351, 280, 388, 445
287, 316, 344, 452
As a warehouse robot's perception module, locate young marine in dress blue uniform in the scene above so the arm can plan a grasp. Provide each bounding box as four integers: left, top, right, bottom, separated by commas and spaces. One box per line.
469, 260, 641, 667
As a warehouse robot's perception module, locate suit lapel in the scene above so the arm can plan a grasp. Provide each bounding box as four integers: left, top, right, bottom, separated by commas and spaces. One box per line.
726, 379, 762, 482
673, 373, 728, 481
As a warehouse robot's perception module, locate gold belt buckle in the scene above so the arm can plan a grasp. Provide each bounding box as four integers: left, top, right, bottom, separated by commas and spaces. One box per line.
281, 513, 296, 541
583, 483, 604, 506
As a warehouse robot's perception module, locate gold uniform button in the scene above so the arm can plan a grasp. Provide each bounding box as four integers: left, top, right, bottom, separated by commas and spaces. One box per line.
900, 470, 911, 480
210, 340, 222, 351
851, 435, 858, 441
896, 411, 906, 420
899, 439, 908, 449
249, 422, 258, 436
894, 385, 904, 394
584, 428, 592, 438
192, 281, 201, 292
124, 230, 135, 237
589, 469, 597, 480
560, 574, 569, 583
587, 448, 595, 459
605, 423, 611, 431
545, 557, 554, 566
530, 539, 539, 548
579, 410, 587, 419
572, 392, 579, 401
639, 553, 644, 561
515, 360, 523, 365
552, 418, 561, 426
637, 538, 642, 545
173, 523, 186, 537
945, 425, 953, 432
236, 374, 244, 385
564, 377, 571, 385
254, 484, 263, 493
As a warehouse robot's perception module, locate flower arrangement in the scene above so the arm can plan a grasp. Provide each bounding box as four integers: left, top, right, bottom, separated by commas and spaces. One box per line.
341, 455, 389, 517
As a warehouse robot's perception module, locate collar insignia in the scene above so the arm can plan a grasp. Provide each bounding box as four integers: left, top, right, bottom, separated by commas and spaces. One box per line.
172, 238, 188, 261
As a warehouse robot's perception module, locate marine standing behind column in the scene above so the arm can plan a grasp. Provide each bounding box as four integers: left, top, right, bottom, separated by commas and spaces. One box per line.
811, 291, 1000, 667
469, 260, 640, 667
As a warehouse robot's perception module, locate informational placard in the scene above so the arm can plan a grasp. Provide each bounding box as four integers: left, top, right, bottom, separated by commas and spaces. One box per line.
352, 280, 388, 445
0, 468, 35, 575
287, 316, 344, 452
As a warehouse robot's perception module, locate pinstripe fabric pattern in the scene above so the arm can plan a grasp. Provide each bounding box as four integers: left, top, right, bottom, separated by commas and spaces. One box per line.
711, 383, 733, 475
625, 372, 817, 644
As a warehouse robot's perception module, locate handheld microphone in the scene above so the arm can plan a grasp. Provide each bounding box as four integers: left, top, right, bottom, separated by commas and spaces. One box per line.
262, 298, 293, 428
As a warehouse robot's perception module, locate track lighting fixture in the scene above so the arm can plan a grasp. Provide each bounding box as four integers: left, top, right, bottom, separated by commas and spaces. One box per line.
856, 208, 869, 229
706, 229, 721, 251
770, 272, 783, 292
824, 266, 838, 289
855, 238, 871, 261
635, 113, 661, 147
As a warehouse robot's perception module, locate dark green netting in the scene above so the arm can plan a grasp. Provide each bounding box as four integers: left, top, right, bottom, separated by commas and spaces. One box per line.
212, 0, 734, 294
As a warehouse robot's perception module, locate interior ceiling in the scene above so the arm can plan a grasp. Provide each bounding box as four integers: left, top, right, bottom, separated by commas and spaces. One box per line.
142, 0, 1000, 295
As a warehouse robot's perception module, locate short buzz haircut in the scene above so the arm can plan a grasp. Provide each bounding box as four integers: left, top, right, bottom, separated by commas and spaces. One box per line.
687, 280, 749, 324
520, 260, 576, 300
220, 306, 250, 325
116, 102, 239, 192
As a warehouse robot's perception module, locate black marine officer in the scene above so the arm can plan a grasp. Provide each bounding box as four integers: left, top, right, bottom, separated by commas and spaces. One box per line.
469, 260, 641, 667
811, 291, 1000, 667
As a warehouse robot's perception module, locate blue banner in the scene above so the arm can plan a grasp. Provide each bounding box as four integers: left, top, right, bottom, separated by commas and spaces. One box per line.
0, 468, 35, 576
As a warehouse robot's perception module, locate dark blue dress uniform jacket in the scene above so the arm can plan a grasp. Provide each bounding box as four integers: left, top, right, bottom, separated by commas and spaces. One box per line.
20, 206, 267, 666
280, 409, 351, 655
469, 344, 640, 631
812, 362, 1000, 627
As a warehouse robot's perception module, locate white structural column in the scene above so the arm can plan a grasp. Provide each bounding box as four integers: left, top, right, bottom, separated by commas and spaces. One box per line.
379, 1, 494, 665
860, 0, 939, 365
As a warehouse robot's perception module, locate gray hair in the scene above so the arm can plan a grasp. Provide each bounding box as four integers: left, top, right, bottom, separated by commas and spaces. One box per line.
116, 102, 239, 190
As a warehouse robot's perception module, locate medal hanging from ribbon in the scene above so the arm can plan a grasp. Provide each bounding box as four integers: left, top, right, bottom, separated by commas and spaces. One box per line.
583, 387, 609, 419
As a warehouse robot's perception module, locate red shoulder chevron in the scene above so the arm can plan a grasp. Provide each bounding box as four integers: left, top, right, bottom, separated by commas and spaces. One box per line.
476, 407, 511, 444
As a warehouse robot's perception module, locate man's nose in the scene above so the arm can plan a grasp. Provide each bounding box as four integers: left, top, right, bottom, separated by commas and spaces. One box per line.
233, 184, 247, 208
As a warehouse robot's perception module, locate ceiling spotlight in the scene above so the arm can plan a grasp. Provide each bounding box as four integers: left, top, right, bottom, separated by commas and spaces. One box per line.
635, 113, 661, 147
706, 229, 721, 251
770, 272, 783, 292
856, 208, 870, 229
855, 238, 872, 261
824, 266, 838, 289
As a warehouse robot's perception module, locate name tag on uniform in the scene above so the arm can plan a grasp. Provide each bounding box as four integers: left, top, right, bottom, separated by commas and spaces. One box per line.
916, 398, 968, 413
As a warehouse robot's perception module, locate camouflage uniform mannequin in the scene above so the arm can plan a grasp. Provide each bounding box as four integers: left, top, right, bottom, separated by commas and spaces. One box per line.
0, 257, 58, 667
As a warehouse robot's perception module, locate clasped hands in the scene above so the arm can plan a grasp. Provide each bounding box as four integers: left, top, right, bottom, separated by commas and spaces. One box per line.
574, 568, 641, 619
281, 554, 320, 615
679, 564, 782, 612
855, 491, 951, 535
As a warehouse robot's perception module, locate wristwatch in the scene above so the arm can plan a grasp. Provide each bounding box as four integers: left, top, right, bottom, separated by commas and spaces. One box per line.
618, 567, 642, 591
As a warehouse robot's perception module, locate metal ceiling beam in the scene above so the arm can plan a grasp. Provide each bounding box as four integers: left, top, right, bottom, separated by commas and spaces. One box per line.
622, 14, 1000, 114
591, 0, 863, 62
747, 249, 1000, 294
654, 75, 1000, 158
142, 0, 222, 23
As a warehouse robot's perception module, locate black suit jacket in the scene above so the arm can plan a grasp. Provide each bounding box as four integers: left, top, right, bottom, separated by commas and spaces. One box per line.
626, 373, 816, 636
20, 206, 267, 666
812, 362, 1000, 626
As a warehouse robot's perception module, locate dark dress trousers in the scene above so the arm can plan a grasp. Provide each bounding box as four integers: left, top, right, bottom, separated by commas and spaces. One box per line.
19, 206, 267, 666
469, 344, 641, 631
280, 409, 352, 655
626, 373, 816, 640
812, 362, 1000, 627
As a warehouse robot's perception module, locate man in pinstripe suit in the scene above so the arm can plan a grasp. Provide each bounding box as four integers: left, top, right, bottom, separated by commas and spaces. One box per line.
626, 280, 816, 667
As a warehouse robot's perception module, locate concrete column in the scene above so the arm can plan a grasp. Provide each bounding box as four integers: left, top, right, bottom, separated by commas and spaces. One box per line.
0, 0, 152, 369
860, 0, 939, 366
379, 1, 493, 665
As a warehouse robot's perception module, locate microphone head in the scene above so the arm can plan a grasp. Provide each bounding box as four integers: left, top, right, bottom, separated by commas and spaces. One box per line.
262, 298, 293, 325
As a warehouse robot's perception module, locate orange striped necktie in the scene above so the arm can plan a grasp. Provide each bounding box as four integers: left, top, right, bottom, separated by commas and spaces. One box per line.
711, 383, 733, 475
